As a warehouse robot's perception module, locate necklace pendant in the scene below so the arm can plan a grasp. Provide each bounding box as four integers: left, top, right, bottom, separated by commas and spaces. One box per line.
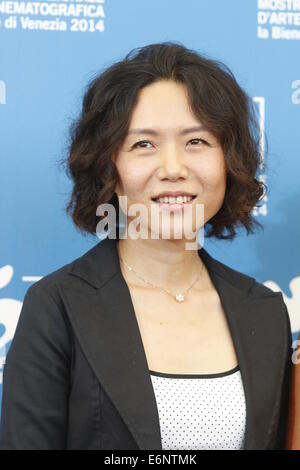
175, 293, 185, 302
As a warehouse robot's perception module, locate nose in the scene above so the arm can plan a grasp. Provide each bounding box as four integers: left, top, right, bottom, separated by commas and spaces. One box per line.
157, 143, 188, 180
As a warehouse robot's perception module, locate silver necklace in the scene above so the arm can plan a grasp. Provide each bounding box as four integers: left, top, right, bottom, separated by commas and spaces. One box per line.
120, 257, 204, 303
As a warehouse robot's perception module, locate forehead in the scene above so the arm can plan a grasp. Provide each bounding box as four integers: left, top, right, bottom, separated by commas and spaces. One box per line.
127, 80, 203, 133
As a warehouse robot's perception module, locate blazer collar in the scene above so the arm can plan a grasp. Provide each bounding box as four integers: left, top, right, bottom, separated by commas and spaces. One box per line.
57, 235, 286, 450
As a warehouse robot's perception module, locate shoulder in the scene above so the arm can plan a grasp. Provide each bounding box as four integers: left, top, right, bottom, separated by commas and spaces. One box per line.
203, 248, 281, 298
26, 243, 95, 301
20, 243, 100, 330
205, 249, 291, 329
18, 256, 83, 340
222, 259, 289, 313
26, 259, 75, 301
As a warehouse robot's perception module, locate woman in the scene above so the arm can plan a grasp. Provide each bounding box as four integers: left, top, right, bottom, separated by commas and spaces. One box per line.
0, 42, 292, 450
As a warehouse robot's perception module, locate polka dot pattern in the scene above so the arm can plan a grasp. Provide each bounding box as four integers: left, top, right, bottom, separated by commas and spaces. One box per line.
149, 365, 246, 450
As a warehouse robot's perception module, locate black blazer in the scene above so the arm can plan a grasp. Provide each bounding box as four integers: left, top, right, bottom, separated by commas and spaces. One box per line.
0, 236, 293, 450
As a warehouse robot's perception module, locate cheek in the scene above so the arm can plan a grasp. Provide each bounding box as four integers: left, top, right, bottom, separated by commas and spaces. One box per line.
116, 159, 149, 194
194, 154, 226, 190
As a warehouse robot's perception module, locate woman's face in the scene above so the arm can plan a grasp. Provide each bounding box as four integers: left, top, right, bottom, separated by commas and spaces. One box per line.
112, 80, 227, 242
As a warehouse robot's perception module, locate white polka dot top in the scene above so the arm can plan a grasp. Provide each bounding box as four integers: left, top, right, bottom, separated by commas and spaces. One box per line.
149, 365, 246, 450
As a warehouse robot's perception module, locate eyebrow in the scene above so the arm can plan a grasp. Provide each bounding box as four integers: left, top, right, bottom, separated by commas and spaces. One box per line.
126, 126, 208, 136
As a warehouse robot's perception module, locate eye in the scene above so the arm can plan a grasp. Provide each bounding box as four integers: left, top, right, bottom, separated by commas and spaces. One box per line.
131, 140, 153, 149
187, 138, 207, 146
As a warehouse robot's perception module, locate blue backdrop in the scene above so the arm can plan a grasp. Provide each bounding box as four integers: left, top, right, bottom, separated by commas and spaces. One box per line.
1, 0, 300, 416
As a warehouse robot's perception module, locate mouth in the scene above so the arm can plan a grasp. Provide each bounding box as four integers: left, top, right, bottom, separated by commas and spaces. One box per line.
151, 195, 197, 211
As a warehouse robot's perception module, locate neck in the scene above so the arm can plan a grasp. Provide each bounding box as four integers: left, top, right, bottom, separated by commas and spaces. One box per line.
116, 236, 206, 292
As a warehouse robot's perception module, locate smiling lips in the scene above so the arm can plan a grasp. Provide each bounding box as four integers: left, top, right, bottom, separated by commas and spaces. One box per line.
151, 190, 196, 199
151, 193, 197, 211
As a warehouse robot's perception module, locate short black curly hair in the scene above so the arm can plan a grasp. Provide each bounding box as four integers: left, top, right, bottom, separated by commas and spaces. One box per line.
59, 41, 268, 240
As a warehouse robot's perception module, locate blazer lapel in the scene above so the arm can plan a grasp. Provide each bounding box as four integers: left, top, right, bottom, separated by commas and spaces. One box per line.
57, 235, 286, 450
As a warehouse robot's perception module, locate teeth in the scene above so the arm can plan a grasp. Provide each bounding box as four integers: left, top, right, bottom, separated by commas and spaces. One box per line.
154, 195, 194, 203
